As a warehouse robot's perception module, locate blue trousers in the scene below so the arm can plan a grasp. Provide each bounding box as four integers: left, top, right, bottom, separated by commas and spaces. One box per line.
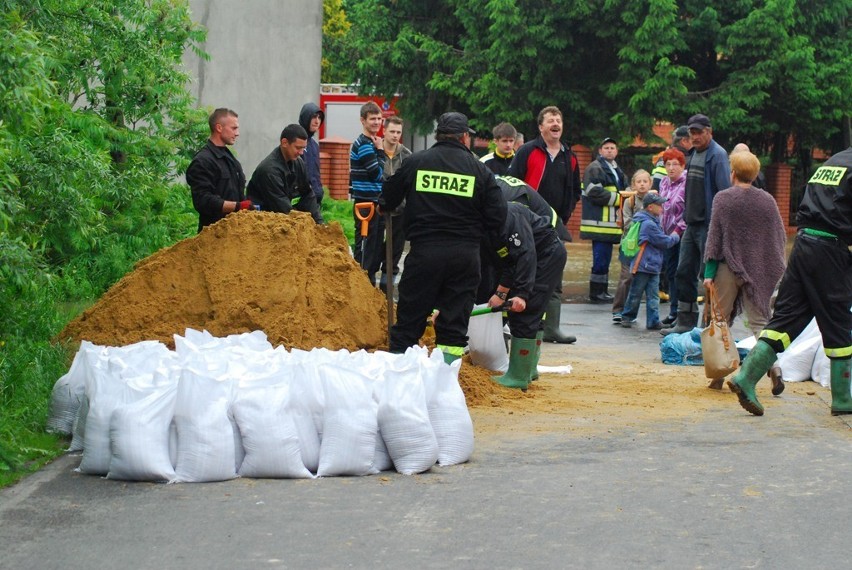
591, 241, 614, 282
621, 271, 661, 327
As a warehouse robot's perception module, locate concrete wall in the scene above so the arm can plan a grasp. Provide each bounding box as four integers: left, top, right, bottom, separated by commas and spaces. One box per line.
184, 0, 322, 176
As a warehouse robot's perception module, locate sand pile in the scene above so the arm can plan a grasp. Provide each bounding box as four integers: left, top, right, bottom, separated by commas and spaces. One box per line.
61, 211, 388, 351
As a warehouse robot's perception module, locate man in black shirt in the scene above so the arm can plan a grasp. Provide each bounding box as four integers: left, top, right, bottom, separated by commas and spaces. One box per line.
186, 108, 250, 232
247, 124, 322, 224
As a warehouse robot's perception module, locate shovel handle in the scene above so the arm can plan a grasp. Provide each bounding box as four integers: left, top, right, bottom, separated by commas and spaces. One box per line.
354, 202, 376, 237
470, 302, 512, 317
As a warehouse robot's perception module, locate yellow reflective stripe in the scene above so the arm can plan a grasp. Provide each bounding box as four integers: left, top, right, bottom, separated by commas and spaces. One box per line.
496, 175, 526, 187
416, 170, 475, 197
759, 329, 791, 349
580, 224, 623, 235
436, 344, 465, 356
603, 185, 617, 192
550, 208, 558, 228
825, 346, 852, 358
809, 166, 847, 186
496, 246, 509, 258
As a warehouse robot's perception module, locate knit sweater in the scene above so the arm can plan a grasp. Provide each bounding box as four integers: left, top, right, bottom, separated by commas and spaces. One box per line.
703, 185, 787, 321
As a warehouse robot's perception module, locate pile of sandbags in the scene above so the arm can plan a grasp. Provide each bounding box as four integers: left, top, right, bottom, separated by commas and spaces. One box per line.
47, 330, 474, 482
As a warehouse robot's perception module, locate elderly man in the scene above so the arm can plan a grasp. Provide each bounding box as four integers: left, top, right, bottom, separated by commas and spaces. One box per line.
663, 113, 731, 335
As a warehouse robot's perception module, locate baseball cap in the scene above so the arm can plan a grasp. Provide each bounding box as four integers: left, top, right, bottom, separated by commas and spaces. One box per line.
673, 125, 689, 139
687, 114, 712, 130
436, 112, 476, 135
601, 137, 617, 146
643, 192, 667, 207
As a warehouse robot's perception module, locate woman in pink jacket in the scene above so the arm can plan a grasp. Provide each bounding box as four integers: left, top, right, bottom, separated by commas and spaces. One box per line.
658, 148, 687, 326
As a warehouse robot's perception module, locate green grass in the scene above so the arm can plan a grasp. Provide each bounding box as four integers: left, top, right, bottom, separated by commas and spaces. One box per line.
321, 196, 355, 248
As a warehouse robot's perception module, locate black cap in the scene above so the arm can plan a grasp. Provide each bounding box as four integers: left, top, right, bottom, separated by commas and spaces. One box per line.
687, 114, 712, 130
436, 112, 475, 135
643, 192, 667, 207
600, 137, 617, 147
673, 125, 689, 139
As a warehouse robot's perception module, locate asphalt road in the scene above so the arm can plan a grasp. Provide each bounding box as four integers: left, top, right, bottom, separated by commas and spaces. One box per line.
1, 302, 850, 570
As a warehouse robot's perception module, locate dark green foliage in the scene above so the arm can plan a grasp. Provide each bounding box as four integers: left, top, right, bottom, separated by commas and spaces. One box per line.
0, 1, 208, 483
336, 0, 851, 156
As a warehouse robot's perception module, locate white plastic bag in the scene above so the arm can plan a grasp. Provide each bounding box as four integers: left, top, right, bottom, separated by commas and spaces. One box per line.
107, 370, 178, 482
172, 368, 238, 483
376, 358, 438, 475
317, 365, 377, 477
777, 319, 821, 382
232, 372, 313, 479
47, 342, 92, 434
466, 304, 509, 372
422, 348, 474, 466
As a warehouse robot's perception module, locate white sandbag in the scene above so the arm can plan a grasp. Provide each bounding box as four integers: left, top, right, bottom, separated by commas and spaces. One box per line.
372, 430, 394, 473
47, 342, 92, 434
422, 349, 474, 466
107, 370, 178, 482
467, 304, 509, 372
232, 373, 313, 479
811, 344, 831, 388
376, 361, 438, 475
777, 319, 821, 382
68, 395, 89, 452
172, 368, 238, 483
317, 365, 377, 477
78, 364, 128, 475
289, 362, 324, 473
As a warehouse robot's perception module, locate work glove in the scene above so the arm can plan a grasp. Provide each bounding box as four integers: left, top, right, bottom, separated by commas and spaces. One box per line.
236, 199, 254, 211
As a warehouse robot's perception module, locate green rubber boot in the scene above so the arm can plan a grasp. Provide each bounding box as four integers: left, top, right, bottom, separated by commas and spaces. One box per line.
530, 330, 543, 382
543, 298, 577, 344
830, 359, 852, 416
727, 340, 778, 416
493, 336, 537, 391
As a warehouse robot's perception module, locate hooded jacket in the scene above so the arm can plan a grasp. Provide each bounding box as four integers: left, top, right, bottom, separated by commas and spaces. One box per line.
630, 209, 680, 274
298, 102, 324, 202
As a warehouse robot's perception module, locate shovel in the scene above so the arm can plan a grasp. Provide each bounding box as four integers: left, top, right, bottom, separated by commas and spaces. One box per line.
384, 210, 394, 340
354, 202, 375, 270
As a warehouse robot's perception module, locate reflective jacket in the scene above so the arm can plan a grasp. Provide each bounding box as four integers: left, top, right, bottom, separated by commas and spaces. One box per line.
797, 146, 852, 244
380, 139, 507, 247
580, 156, 627, 243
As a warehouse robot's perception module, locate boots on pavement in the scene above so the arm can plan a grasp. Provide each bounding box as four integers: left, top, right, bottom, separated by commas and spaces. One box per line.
493, 336, 537, 391
543, 298, 577, 344
830, 358, 852, 416
727, 340, 778, 416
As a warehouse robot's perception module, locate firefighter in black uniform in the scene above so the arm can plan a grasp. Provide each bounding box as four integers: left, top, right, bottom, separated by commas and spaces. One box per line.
380, 112, 507, 361
481, 202, 566, 390
729, 147, 852, 416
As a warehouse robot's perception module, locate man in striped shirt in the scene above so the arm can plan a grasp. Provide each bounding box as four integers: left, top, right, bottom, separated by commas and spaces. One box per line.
349, 101, 386, 281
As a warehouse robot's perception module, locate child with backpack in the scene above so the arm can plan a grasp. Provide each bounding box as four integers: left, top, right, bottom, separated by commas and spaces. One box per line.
620, 192, 681, 329
612, 169, 652, 323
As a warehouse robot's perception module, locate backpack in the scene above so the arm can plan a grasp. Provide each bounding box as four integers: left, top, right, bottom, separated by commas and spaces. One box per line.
620, 220, 642, 258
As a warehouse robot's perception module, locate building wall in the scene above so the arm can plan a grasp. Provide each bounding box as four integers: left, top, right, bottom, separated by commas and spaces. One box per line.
184, 0, 322, 176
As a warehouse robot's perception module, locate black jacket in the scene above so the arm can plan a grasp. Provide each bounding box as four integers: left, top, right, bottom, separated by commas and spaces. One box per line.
298, 102, 324, 202
186, 140, 246, 232
798, 146, 852, 243
247, 147, 321, 223
381, 139, 507, 247
507, 136, 582, 224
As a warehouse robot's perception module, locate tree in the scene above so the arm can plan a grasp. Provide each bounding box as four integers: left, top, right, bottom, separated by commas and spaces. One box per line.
322, 0, 351, 83
335, 0, 851, 158
0, 1, 208, 450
